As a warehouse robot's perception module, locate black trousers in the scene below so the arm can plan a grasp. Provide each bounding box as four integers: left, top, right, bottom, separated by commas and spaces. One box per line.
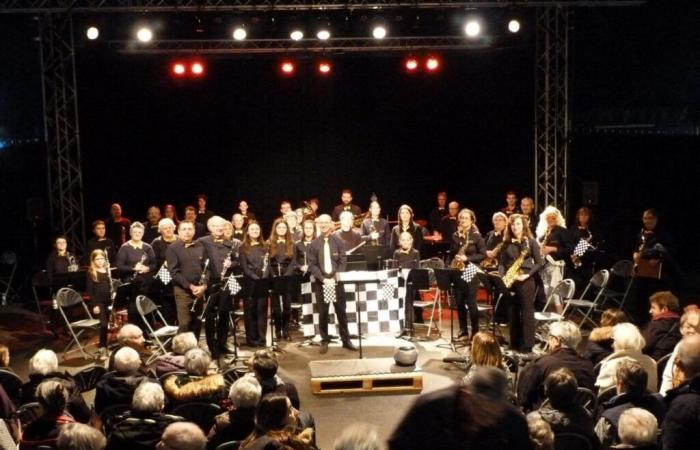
90, 300, 110, 347
508, 277, 537, 351
174, 285, 203, 338
454, 279, 479, 335
244, 295, 269, 344
203, 289, 233, 355
314, 282, 350, 342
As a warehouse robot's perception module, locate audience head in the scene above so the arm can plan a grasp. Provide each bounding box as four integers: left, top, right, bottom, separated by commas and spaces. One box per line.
132, 382, 165, 414
612, 323, 646, 352
0, 344, 9, 367
615, 360, 648, 397
117, 324, 145, 348
57, 422, 106, 450
676, 334, 700, 383
649, 291, 681, 318
254, 393, 294, 434
251, 349, 279, 381
29, 348, 58, 376
184, 348, 211, 376
680, 305, 700, 337
158, 422, 206, 450
617, 408, 658, 447
171, 332, 198, 356
229, 377, 262, 409
334, 422, 384, 450
600, 308, 628, 328
544, 368, 578, 410
36, 379, 68, 415
470, 332, 504, 369
464, 366, 508, 402
526, 413, 555, 450
113, 346, 142, 374
547, 321, 581, 351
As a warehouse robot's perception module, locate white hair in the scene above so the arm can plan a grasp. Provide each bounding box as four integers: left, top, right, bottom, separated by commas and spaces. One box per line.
617, 408, 658, 446
161, 422, 206, 450
132, 381, 164, 413
29, 349, 58, 376
184, 348, 211, 376
57, 422, 106, 450
548, 321, 581, 350
339, 211, 354, 221
229, 377, 262, 408
36, 379, 68, 413
612, 323, 646, 352
206, 215, 226, 232
130, 221, 145, 232
492, 212, 508, 222
334, 423, 384, 450
284, 210, 298, 221
158, 218, 175, 232
171, 332, 198, 355
117, 323, 143, 345
113, 346, 141, 373
536, 205, 566, 239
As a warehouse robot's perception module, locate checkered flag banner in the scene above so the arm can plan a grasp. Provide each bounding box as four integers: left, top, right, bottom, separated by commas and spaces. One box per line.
573, 239, 593, 257
461, 262, 479, 283
381, 282, 396, 301
322, 284, 338, 304
155, 263, 171, 285
225, 276, 242, 295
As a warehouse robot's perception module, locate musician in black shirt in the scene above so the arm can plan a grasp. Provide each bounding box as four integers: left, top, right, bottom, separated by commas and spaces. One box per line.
520, 197, 536, 234
536, 206, 574, 314
151, 219, 178, 268
106, 203, 131, 247
567, 207, 598, 291
360, 201, 390, 246
239, 222, 269, 347
334, 211, 362, 252
237, 200, 256, 226
331, 189, 362, 222
232, 214, 247, 242
501, 191, 521, 217
163, 204, 180, 227
84, 220, 115, 265
143, 206, 162, 244
284, 211, 303, 242
86, 249, 111, 353
439, 202, 460, 238
116, 222, 157, 330
295, 219, 317, 275
184, 206, 207, 239
266, 219, 298, 341
151, 218, 178, 323
394, 232, 421, 338
390, 204, 424, 255
428, 191, 448, 234
46, 235, 78, 286
196, 194, 215, 226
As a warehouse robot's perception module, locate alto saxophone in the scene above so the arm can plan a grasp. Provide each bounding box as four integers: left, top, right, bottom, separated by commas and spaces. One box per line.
481, 241, 504, 270
503, 244, 530, 289
450, 233, 471, 270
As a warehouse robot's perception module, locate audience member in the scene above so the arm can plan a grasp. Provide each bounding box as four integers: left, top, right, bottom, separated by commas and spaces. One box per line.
56, 423, 106, 450
596, 323, 657, 392
526, 414, 554, 450
660, 305, 700, 395
463, 331, 514, 391
642, 291, 682, 361
0, 344, 9, 368
20, 380, 76, 449
108, 324, 151, 372
95, 346, 150, 414
154, 332, 198, 378
157, 422, 207, 450
614, 408, 659, 450
584, 309, 629, 365
207, 377, 262, 450
250, 349, 300, 409
239, 393, 314, 450
334, 422, 384, 450
163, 348, 226, 407
662, 334, 700, 450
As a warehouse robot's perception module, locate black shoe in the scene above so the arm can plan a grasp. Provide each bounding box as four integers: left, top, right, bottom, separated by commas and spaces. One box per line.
320, 342, 329, 354
347, 334, 359, 339
219, 345, 237, 354
395, 329, 408, 339
342, 340, 358, 351
457, 331, 469, 339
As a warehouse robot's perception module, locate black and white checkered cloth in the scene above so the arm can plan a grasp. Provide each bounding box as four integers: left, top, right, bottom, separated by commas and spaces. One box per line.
225, 276, 242, 295
461, 262, 479, 283
155, 264, 171, 285
573, 239, 593, 257
322, 284, 337, 304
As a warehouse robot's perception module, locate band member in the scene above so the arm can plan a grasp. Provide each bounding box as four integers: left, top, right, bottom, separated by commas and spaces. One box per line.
232, 214, 247, 241
308, 198, 320, 216
279, 201, 293, 220
498, 214, 543, 353
429, 191, 448, 235
295, 219, 317, 274
360, 201, 390, 246
307, 214, 357, 354
450, 209, 487, 340
223, 221, 233, 241
86, 250, 111, 354
150, 218, 179, 323
501, 191, 521, 217
237, 200, 256, 226
266, 218, 299, 341
439, 201, 460, 238
334, 211, 362, 252
166, 220, 209, 338
116, 221, 157, 328
143, 206, 162, 243
567, 207, 598, 287
163, 204, 180, 226
483, 212, 508, 264
106, 203, 131, 247
199, 216, 242, 358
84, 220, 115, 265
184, 206, 207, 239
195, 194, 214, 226
284, 210, 303, 242
239, 221, 269, 347
46, 235, 78, 286
394, 232, 421, 338
520, 197, 536, 233
331, 189, 361, 222
536, 206, 574, 313
390, 204, 424, 254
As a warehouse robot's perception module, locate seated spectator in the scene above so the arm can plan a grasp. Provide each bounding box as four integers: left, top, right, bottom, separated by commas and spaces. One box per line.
660, 306, 700, 395
249, 349, 301, 409
584, 309, 629, 365
334, 422, 383, 450
157, 422, 207, 450
614, 408, 659, 450
107, 382, 183, 450
207, 377, 262, 450
463, 331, 514, 391
163, 348, 226, 407
534, 368, 598, 449
662, 334, 700, 450
596, 323, 657, 392
153, 332, 198, 378
517, 321, 595, 411
526, 414, 554, 450
0, 385, 15, 423
56, 422, 106, 450
20, 349, 91, 423
642, 291, 682, 361
95, 346, 150, 414
239, 393, 315, 450
20, 380, 76, 449
0, 344, 9, 368
596, 360, 665, 449
108, 324, 151, 372
388, 367, 532, 450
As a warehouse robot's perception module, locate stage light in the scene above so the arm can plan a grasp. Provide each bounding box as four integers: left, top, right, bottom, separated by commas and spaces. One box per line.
372, 26, 387, 40
464, 20, 481, 38
405, 58, 419, 72
136, 27, 153, 42
191, 62, 205, 75
281, 61, 295, 74
425, 57, 440, 71
86, 26, 99, 40
508, 19, 521, 33
318, 61, 331, 74
232, 27, 247, 41
317, 29, 331, 41
172, 63, 186, 75
290, 30, 304, 41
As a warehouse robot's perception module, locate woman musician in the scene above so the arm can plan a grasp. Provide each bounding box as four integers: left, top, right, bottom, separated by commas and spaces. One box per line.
389, 204, 424, 255
231, 214, 247, 242
498, 214, 543, 353
239, 221, 269, 347
536, 206, 574, 313
46, 235, 80, 287
86, 249, 111, 355
449, 209, 486, 341
295, 219, 317, 275
394, 231, 421, 339
567, 207, 599, 290
360, 201, 390, 246
116, 221, 157, 330
266, 218, 299, 341
482, 212, 508, 269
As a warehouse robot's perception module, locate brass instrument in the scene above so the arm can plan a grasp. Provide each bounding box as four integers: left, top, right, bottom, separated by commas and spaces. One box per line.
368, 219, 379, 246
302, 201, 316, 221
503, 244, 530, 289
633, 231, 662, 279
190, 258, 210, 313
332, 213, 366, 230
540, 227, 565, 268
481, 241, 504, 270
571, 232, 594, 268
261, 248, 270, 278
450, 232, 471, 270
67, 252, 79, 272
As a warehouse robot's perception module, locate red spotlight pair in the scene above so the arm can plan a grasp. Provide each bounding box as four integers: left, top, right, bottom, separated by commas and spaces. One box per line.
404, 56, 441, 73
171, 61, 206, 77
279, 60, 332, 76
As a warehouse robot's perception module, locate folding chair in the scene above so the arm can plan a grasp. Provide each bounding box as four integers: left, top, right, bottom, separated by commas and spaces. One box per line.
217, 442, 242, 450
31, 270, 54, 331
12, 402, 42, 441
73, 365, 108, 393
657, 352, 673, 383
599, 260, 634, 310
416, 258, 446, 338
534, 279, 576, 345
0, 369, 23, 406
562, 270, 610, 330
135, 295, 179, 362
172, 402, 222, 433
55, 287, 101, 359
223, 366, 250, 389
0, 251, 18, 306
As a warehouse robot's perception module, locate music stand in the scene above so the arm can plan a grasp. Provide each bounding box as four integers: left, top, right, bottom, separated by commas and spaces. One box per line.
357, 245, 391, 271
434, 268, 465, 352
484, 272, 513, 339
405, 269, 430, 339
346, 254, 368, 271
222, 275, 246, 365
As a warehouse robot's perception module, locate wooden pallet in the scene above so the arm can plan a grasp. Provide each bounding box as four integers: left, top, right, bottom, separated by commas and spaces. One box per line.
310, 358, 423, 395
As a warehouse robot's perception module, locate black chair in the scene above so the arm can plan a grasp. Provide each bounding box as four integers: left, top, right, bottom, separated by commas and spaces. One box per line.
99, 403, 131, 435
172, 402, 222, 433
554, 433, 593, 450
223, 366, 249, 389
0, 368, 23, 405
12, 402, 42, 438
158, 370, 187, 385
217, 441, 242, 450
541, 387, 598, 418
656, 352, 673, 385
73, 365, 108, 393
596, 385, 617, 406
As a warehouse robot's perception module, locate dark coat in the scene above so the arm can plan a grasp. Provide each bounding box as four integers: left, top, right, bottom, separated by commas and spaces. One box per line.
21, 372, 91, 424
642, 313, 681, 361
106, 411, 183, 450
583, 326, 615, 365
663, 374, 700, 450
19, 412, 75, 449
206, 407, 256, 450
596, 392, 666, 449
95, 372, 149, 414
537, 404, 599, 449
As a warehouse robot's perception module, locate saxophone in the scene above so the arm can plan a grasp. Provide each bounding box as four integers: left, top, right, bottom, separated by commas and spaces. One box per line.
502, 243, 530, 289
481, 241, 504, 270
450, 232, 471, 270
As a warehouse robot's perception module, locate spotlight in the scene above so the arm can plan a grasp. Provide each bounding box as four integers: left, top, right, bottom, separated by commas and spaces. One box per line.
508, 19, 521, 33
191, 62, 205, 76
464, 20, 481, 38
318, 61, 331, 74
290, 30, 304, 41
317, 29, 331, 41
136, 27, 153, 43
172, 63, 186, 76
232, 27, 247, 41
372, 26, 387, 40
405, 58, 419, 72
281, 61, 295, 74
86, 26, 99, 40
425, 56, 440, 71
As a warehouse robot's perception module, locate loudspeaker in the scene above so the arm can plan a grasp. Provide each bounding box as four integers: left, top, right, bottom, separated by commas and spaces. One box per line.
582, 182, 599, 206
26, 197, 45, 222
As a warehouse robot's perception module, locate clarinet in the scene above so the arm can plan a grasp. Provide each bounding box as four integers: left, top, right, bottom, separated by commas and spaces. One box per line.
190, 258, 210, 313
104, 249, 116, 301
67, 252, 79, 272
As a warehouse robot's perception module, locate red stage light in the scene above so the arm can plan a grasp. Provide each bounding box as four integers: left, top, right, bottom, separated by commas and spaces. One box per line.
425, 57, 440, 71
318, 62, 331, 74
281, 61, 295, 74
405, 58, 419, 71
191, 62, 205, 75
172, 63, 186, 75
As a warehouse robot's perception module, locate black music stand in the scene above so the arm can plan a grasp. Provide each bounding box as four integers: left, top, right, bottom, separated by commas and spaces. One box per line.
357, 245, 391, 271
51, 270, 87, 293
270, 274, 296, 353
224, 275, 246, 365
434, 268, 466, 352
404, 268, 430, 340
346, 254, 368, 271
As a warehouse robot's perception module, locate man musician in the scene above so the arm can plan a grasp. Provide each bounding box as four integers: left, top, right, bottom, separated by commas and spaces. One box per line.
307, 214, 357, 354
331, 189, 362, 222
334, 211, 362, 252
